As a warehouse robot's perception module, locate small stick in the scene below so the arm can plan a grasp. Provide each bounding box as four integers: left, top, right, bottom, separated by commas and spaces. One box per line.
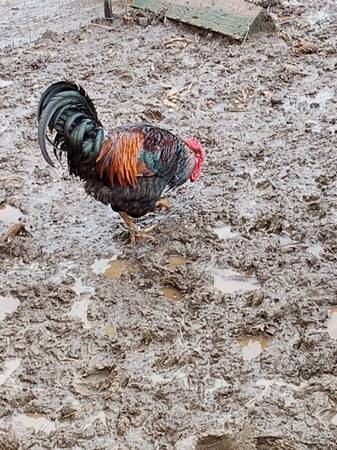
89, 23, 113, 30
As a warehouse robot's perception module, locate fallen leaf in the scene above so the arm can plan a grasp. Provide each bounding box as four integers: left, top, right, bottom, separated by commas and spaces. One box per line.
2, 222, 32, 243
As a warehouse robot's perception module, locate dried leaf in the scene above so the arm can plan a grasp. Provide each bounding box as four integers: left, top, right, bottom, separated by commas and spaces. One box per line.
2, 222, 32, 243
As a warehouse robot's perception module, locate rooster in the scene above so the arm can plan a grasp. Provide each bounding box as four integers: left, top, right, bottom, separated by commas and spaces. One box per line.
38, 81, 205, 242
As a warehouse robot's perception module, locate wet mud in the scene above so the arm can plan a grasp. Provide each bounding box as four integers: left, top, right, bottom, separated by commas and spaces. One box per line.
1, 1, 337, 448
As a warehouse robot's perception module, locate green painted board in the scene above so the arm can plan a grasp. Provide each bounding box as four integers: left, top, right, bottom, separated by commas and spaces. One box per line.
132, 0, 273, 41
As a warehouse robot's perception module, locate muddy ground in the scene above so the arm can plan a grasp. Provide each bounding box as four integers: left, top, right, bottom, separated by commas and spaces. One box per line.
1, 1, 337, 449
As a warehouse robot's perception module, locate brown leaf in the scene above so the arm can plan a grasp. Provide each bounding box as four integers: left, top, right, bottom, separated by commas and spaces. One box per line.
2, 222, 32, 243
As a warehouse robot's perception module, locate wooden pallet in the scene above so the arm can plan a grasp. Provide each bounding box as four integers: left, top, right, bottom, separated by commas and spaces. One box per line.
132, 0, 274, 41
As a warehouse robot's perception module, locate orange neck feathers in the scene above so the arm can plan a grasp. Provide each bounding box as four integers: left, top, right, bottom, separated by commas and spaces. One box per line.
96, 131, 144, 188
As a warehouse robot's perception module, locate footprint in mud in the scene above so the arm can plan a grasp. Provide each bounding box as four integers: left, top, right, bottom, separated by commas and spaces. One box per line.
161, 286, 182, 302
12, 413, 56, 434
167, 255, 190, 270
74, 368, 112, 395
159, 255, 191, 302
212, 268, 260, 294
237, 335, 271, 361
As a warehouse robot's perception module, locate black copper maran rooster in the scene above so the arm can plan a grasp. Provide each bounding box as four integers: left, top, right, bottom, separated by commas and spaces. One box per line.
38, 81, 205, 242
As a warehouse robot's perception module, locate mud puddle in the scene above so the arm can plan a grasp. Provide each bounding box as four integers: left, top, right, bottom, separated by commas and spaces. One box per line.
161, 286, 182, 302
307, 241, 323, 258
2, 1, 337, 448
0, 359, 20, 385
0, 295, 20, 320
212, 268, 260, 294
167, 255, 190, 270
237, 335, 271, 361
91, 244, 123, 275
327, 307, 337, 339
105, 260, 141, 280
13, 414, 56, 433
69, 297, 93, 329
72, 278, 95, 296
92, 257, 140, 280
74, 368, 111, 394
69, 276, 95, 328
213, 225, 238, 240
91, 258, 115, 275
0, 204, 23, 225
196, 435, 229, 450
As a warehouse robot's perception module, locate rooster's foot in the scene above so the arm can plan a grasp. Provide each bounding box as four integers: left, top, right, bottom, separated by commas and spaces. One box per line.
130, 226, 157, 244
155, 198, 172, 212
119, 212, 157, 243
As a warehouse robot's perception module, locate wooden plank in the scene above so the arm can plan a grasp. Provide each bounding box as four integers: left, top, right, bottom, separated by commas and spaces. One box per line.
132, 0, 273, 41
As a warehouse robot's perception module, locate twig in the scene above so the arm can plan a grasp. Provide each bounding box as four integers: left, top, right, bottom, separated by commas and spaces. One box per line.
241, 26, 250, 45
89, 23, 113, 30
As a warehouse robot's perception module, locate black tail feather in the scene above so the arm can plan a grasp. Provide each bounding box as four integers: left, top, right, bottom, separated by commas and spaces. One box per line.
37, 80, 104, 169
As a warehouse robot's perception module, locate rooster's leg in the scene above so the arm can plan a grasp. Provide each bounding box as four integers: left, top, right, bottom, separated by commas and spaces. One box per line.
155, 198, 172, 211
119, 212, 155, 243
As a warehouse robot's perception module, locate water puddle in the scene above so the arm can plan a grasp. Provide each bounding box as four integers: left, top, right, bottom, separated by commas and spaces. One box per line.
330, 210, 337, 224
105, 324, 117, 337
150, 368, 188, 386
168, 255, 190, 270
13, 414, 56, 433
91, 258, 114, 275
71, 278, 94, 296
237, 335, 271, 361
213, 225, 238, 240
69, 298, 93, 329
84, 410, 107, 428
91, 247, 123, 276
205, 377, 229, 395
327, 307, 337, 339
0, 296, 20, 320
83, 368, 111, 384
74, 368, 111, 394
307, 242, 323, 258
279, 235, 295, 246
0, 79, 13, 88
0, 359, 20, 385
316, 407, 337, 426
0, 204, 23, 225
104, 259, 140, 280
212, 268, 260, 294
161, 286, 182, 302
